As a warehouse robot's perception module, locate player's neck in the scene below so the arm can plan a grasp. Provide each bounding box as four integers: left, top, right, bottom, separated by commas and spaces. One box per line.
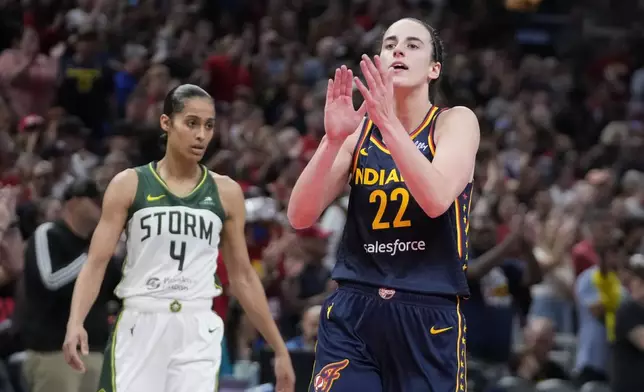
393, 87, 432, 134
159, 150, 200, 180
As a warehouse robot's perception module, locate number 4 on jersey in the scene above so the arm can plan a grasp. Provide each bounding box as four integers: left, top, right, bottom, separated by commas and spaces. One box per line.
170, 240, 186, 271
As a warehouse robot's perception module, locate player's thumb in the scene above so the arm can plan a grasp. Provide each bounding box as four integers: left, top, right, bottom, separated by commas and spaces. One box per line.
80, 333, 89, 356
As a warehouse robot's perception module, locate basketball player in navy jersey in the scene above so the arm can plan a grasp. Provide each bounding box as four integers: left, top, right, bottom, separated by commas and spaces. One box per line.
288, 18, 480, 392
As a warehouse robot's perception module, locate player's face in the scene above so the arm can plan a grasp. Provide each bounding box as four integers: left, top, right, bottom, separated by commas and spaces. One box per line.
379, 19, 440, 89
163, 97, 215, 162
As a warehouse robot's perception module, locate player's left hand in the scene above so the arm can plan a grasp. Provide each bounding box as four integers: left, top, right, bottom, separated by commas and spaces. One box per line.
354, 54, 402, 134
274, 351, 295, 392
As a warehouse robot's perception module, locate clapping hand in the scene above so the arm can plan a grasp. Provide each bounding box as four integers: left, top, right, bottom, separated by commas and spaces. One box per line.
354, 54, 402, 134
324, 66, 366, 144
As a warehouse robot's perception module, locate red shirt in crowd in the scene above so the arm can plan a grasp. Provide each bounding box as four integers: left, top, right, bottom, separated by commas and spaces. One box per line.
204, 55, 251, 103
571, 239, 599, 277
212, 254, 230, 321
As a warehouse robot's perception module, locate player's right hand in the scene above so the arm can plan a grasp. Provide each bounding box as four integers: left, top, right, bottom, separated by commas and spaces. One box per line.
63, 324, 89, 372
324, 65, 367, 144
274, 351, 295, 392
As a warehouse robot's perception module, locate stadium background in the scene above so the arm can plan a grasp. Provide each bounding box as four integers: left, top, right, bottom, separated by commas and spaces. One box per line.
1, 0, 644, 391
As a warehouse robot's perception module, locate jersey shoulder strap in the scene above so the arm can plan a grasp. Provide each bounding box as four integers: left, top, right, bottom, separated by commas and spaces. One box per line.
127, 163, 164, 220
427, 106, 450, 157
197, 171, 226, 223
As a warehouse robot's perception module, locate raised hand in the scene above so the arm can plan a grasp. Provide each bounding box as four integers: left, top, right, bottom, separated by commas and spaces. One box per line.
354, 54, 400, 132
324, 65, 366, 144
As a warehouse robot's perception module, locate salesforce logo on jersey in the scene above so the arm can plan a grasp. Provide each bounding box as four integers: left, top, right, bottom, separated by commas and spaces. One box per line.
145, 276, 193, 291
363, 239, 426, 256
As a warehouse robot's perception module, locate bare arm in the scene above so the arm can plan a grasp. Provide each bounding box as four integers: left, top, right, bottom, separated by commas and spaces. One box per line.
67, 169, 136, 327
217, 175, 289, 356
287, 130, 359, 229
467, 232, 517, 280
0, 53, 34, 86
383, 107, 480, 218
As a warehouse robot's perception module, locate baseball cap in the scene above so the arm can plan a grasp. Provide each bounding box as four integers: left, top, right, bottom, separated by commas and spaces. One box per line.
63, 179, 101, 202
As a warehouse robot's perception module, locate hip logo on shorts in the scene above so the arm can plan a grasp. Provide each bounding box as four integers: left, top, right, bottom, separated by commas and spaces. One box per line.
378, 288, 395, 299
313, 359, 349, 392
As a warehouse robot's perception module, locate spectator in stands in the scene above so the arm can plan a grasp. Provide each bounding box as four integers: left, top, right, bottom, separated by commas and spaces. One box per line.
17, 179, 120, 392
463, 204, 541, 365
56, 29, 113, 138
509, 317, 569, 382
528, 211, 578, 333
0, 187, 23, 289
573, 234, 627, 386
280, 227, 333, 339
612, 253, 644, 392
285, 305, 320, 352
0, 26, 58, 118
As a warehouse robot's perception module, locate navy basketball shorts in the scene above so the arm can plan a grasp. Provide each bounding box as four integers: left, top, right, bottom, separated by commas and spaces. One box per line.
308, 282, 467, 392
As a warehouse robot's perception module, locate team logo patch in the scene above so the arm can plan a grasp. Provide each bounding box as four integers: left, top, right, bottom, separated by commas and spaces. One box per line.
313, 359, 349, 392
378, 288, 395, 299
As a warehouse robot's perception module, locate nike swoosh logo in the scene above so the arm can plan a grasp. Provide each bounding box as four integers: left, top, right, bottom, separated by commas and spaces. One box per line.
430, 326, 453, 335
208, 328, 216, 333
360, 148, 368, 156
147, 194, 166, 201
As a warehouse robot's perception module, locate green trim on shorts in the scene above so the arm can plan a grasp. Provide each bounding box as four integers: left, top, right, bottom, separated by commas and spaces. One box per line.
97, 312, 123, 392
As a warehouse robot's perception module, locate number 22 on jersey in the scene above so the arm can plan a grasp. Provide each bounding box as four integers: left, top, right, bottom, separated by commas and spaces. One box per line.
369, 187, 411, 230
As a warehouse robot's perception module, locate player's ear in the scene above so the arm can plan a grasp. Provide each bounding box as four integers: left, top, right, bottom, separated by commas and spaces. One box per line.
160, 114, 171, 132
427, 61, 441, 83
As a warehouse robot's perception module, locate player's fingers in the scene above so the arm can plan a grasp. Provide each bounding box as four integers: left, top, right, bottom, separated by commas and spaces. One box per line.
64, 343, 85, 372
332, 68, 342, 99
359, 60, 375, 91
362, 54, 383, 88
325, 78, 334, 104
385, 67, 395, 95
374, 55, 388, 81
354, 77, 374, 104
80, 333, 89, 356
343, 67, 354, 97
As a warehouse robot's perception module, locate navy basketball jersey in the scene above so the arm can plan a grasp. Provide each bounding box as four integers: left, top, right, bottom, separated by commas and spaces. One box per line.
333, 106, 471, 296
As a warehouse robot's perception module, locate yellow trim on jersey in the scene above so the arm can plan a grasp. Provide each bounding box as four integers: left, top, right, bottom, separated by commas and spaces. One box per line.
463, 334, 468, 392
454, 297, 462, 392
351, 120, 373, 175
428, 109, 439, 156
111, 312, 124, 392
369, 106, 438, 155
465, 189, 473, 234
147, 162, 208, 199
308, 340, 319, 391
454, 199, 463, 258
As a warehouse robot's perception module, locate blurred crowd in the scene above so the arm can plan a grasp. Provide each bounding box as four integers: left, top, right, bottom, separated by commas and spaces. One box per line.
1, 0, 644, 391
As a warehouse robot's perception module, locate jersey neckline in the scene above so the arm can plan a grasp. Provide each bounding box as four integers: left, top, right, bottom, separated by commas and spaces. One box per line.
148, 161, 208, 200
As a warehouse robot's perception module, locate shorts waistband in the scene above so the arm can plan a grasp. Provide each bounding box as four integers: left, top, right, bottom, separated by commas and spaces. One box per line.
123, 297, 212, 313
338, 282, 459, 307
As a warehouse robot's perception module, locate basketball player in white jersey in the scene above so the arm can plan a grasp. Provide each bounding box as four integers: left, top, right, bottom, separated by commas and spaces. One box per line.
62, 84, 295, 392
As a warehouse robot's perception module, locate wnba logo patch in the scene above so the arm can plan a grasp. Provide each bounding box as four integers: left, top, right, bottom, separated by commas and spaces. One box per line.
313, 359, 349, 392
379, 288, 395, 299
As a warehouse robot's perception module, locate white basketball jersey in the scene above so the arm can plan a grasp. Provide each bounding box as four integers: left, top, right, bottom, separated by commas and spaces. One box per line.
114, 163, 225, 300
